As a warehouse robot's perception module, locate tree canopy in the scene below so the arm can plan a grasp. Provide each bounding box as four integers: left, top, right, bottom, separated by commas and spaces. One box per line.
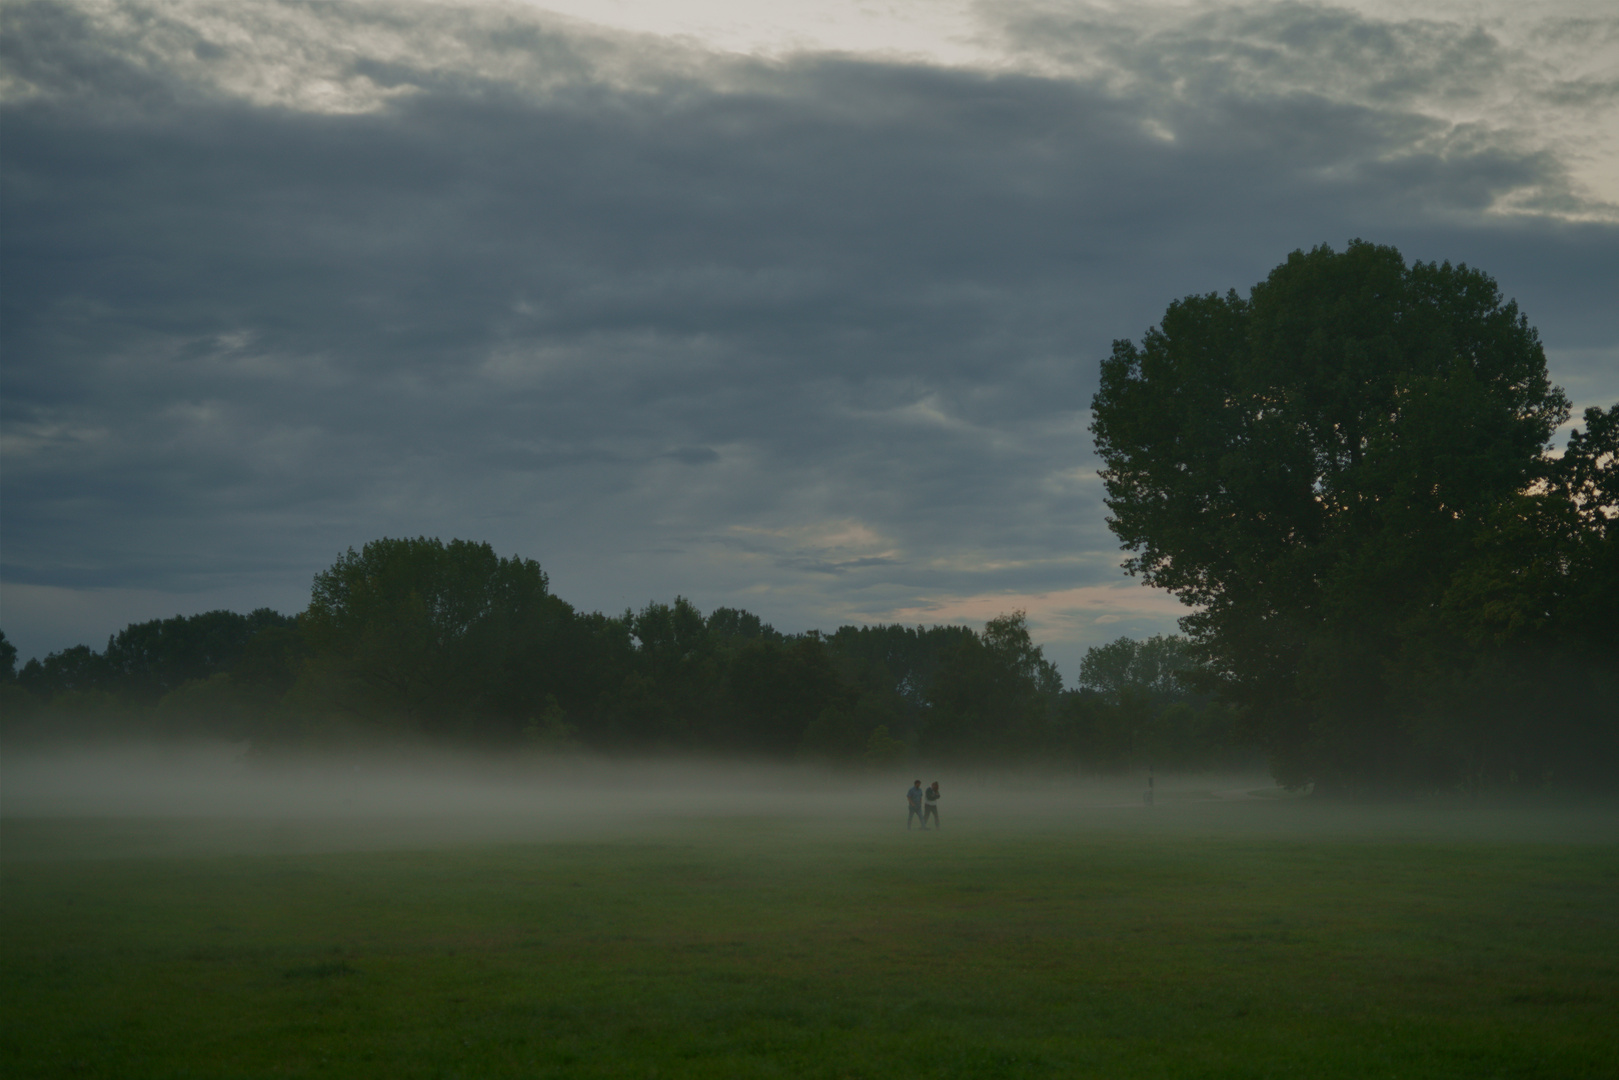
1077, 634, 1197, 704
2, 543, 1253, 771
1091, 240, 1616, 791
297, 537, 583, 738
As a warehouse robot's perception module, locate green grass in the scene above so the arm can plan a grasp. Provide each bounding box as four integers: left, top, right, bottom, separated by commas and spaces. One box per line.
3, 804, 1617, 1079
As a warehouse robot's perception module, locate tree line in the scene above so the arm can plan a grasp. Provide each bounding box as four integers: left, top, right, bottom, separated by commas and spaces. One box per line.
0, 539, 1246, 771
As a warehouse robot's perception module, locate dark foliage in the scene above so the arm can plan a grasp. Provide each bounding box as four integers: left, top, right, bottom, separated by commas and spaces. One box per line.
104, 609, 296, 703
1062, 635, 1250, 773
1091, 240, 1617, 791
4, 542, 1256, 768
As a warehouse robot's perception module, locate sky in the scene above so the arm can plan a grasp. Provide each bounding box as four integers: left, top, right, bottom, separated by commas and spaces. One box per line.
2, 0, 1616, 682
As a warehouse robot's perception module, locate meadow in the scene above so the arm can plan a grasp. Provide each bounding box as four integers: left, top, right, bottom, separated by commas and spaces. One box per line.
3, 752, 1617, 1079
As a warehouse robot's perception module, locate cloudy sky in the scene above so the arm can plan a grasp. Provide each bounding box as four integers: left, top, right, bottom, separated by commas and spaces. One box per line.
3, 0, 1616, 681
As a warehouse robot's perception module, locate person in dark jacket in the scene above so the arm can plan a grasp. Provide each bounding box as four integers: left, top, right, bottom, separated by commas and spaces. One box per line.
907, 780, 926, 829
923, 781, 940, 829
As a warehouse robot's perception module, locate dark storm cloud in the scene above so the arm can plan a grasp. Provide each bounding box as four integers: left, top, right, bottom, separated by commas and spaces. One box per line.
2, 0, 1615, 673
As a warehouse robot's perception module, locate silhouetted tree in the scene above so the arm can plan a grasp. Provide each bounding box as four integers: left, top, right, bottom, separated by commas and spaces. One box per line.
297, 537, 576, 738
1091, 240, 1611, 790
924, 612, 1060, 760
103, 609, 295, 703
1077, 634, 1197, 703
724, 635, 853, 755
18, 644, 111, 699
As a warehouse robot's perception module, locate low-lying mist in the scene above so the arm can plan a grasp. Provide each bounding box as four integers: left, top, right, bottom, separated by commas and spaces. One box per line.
4, 740, 1615, 859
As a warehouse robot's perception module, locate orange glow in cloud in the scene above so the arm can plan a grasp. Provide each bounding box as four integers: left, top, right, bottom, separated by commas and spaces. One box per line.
863, 582, 1193, 637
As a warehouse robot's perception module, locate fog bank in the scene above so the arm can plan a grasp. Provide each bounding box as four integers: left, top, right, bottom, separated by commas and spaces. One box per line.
4, 743, 1615, 859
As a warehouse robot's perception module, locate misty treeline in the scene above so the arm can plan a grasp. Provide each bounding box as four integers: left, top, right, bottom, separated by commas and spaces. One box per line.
0, 541, 1248, 771
1093, 241, 1618, 794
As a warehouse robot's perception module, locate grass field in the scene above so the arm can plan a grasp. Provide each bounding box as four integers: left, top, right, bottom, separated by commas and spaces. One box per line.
3, 757, 1617, 1079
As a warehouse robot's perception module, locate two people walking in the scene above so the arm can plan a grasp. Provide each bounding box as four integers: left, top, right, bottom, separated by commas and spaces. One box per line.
906, 780, 941, 830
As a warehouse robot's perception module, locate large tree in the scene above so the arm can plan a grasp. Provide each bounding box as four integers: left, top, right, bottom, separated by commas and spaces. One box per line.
924, 612, 1062, 760
1090, 240, 1590, 791
298, 537, 578, 737
1077, 634, 1199, 704
103, 609, 294, 703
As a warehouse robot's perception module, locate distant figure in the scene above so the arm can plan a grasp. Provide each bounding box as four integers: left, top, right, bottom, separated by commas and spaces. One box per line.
923, 781, 940, 829
907, 780, 926, 830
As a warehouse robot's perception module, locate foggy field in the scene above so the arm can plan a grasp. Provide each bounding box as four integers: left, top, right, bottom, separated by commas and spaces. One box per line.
3, 748, 1618, 1079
